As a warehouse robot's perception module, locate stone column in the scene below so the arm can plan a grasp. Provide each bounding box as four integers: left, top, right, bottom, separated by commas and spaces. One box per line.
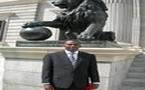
140, 0, 145, 49
131, 0, 140, 46
103, 0, 140, 45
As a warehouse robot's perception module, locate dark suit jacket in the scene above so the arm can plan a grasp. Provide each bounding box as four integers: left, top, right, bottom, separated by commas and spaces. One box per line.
42, 51, 100, 88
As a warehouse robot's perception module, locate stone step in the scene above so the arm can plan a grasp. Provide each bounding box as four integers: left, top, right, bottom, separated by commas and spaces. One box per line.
127, 72, 145, 79
133, 59, 145, 62
134, 54, 145, 58
122, 78, 145, 87
119, 54, 145, 90
120, 86, 145, 90
134, 57, 145, 62
131, 62, 145, 67
135, 54, 145, 58
134, 58, 145, 61
129, 67, 145, 73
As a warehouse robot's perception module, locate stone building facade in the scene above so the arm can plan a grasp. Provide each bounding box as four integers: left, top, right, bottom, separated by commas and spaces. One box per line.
0, 0, 144, 90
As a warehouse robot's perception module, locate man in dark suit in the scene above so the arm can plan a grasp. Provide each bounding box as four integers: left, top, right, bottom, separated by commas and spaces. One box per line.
42, 40, 100, 90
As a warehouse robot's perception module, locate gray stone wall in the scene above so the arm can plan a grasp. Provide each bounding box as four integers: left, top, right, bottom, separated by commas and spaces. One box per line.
3, 59, 43, 90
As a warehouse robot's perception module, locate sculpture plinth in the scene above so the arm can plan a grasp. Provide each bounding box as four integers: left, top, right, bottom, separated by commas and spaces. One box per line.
16, 40, 121, 48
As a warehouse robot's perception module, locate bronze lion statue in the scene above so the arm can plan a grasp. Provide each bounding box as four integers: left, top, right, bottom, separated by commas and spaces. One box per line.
21, 0, 115, 41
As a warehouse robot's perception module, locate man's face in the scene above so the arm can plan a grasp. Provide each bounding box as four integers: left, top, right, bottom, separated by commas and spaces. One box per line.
64, 40, 80, 52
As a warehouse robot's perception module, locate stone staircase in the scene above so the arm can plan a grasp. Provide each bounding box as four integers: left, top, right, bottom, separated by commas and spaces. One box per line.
119, 53, 145, 90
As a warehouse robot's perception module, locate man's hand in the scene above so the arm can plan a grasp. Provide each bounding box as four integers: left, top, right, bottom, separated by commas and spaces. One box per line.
43, 84, 54, 90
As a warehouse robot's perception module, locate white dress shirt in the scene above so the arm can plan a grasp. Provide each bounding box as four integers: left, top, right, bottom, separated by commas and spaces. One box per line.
65, 50, 78, 67
65, 50, 78, 60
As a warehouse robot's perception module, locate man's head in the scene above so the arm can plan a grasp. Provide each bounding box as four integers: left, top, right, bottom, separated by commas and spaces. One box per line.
63, 40, 80, 52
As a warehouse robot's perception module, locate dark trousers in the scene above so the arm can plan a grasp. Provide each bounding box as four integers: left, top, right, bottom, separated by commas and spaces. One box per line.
54, 83, 84, 90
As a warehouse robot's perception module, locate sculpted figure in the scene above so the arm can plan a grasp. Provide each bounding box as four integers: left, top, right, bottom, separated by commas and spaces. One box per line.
21, 0, 115, 41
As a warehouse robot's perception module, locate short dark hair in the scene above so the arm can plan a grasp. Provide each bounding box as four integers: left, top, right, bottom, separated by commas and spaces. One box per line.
64, 39, 81, 46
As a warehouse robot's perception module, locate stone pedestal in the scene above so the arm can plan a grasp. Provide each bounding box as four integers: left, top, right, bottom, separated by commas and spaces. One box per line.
16, 41, 121, 48
0, 46, 141, 90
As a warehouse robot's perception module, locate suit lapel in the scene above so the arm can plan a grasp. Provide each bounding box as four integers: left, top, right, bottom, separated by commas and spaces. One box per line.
75, 51, 83, 69
59, 51, 84, 70
59, 51, 74, 68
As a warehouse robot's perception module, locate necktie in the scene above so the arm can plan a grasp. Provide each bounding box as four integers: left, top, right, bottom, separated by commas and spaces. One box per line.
70, 53, 76, 67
